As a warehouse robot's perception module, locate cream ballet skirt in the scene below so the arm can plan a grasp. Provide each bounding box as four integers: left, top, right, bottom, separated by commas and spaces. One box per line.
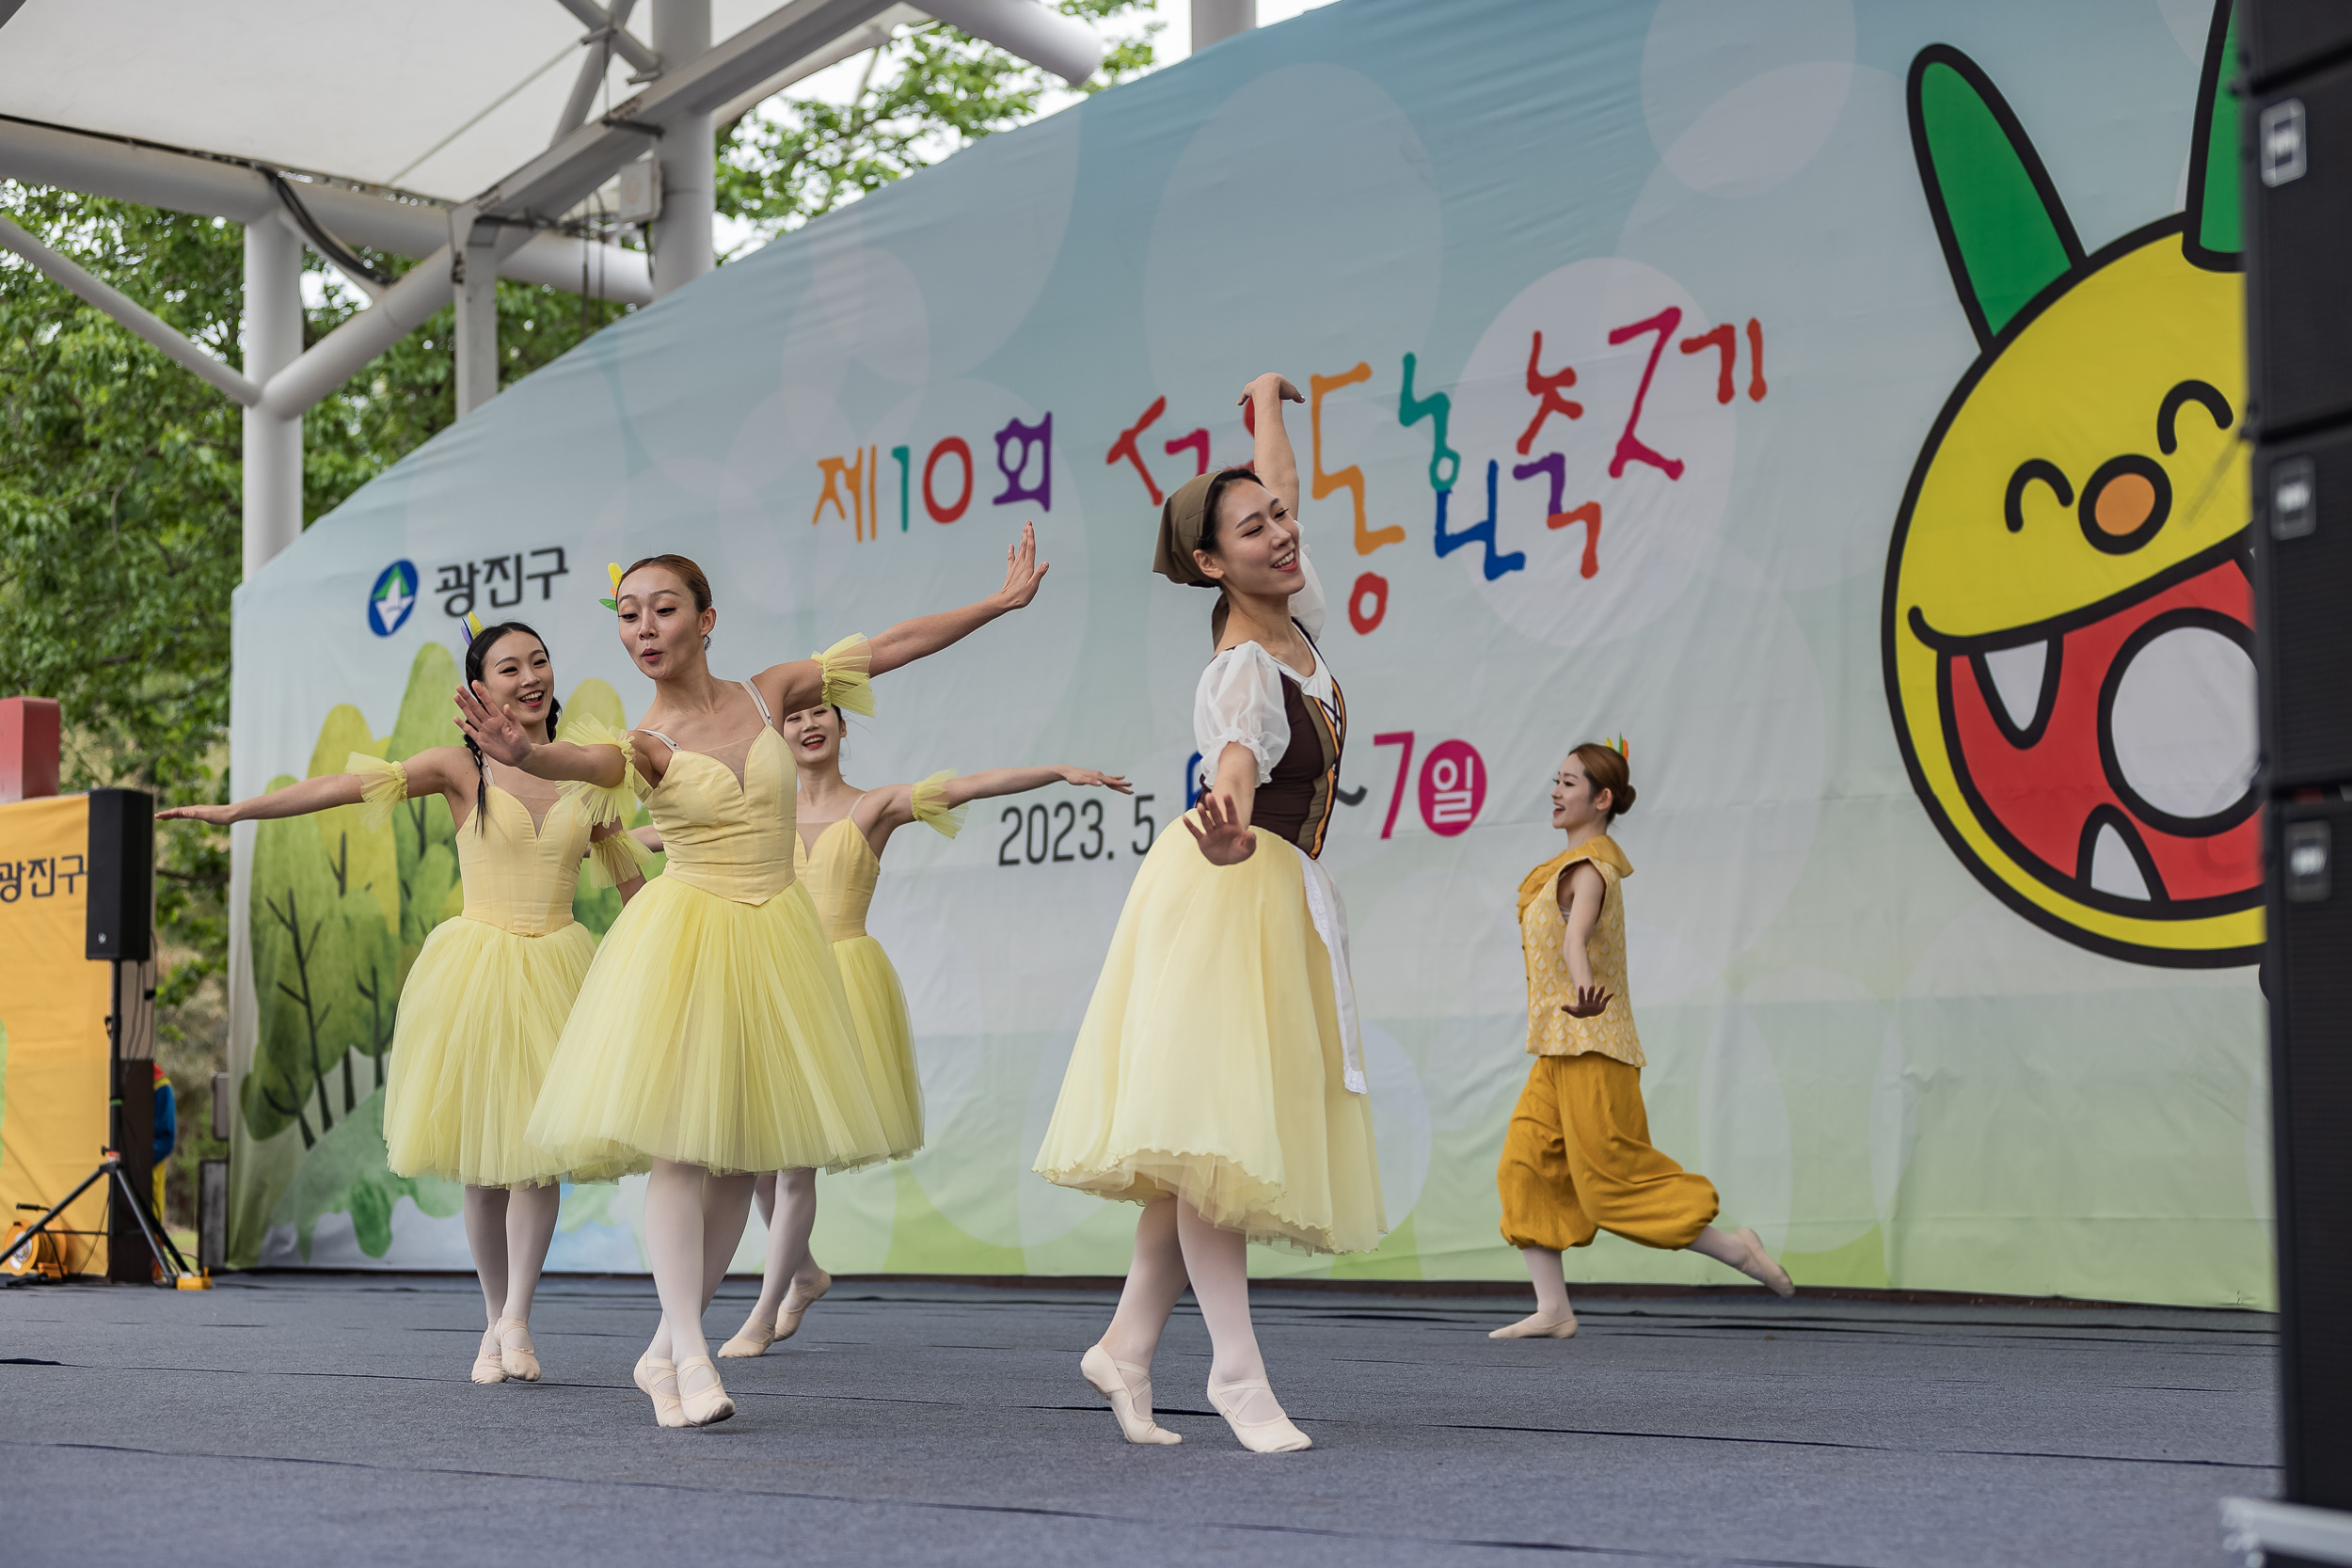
1033, 817, 1387, 1255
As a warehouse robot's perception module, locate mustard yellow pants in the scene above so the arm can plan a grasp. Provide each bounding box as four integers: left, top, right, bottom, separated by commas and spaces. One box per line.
1497, 1053, 1718, 1252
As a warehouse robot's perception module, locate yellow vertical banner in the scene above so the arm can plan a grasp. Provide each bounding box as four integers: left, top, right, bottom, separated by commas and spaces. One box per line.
0, 796, 110, 1275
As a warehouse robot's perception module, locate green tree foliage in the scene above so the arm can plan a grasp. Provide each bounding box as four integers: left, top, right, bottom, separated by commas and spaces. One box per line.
716, 1, 1156, 246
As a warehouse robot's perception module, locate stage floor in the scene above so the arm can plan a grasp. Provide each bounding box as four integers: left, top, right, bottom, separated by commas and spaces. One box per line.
0, 1274, 2275, 1567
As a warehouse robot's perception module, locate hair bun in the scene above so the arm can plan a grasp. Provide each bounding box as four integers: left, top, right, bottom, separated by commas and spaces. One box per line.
1611, 781, 1636, 818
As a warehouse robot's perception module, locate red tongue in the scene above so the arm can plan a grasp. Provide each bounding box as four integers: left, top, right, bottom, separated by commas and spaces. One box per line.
1945, 558, 2258, 905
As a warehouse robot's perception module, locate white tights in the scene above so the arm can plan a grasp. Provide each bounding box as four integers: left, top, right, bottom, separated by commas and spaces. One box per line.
643, 1159, 755, 1366
747, 1168, 825, 1323
462, 1183, 561, 1329
1100, 1195, 1284, 1421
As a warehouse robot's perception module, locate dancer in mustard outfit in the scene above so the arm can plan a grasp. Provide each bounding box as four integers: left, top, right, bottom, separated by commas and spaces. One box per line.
1036, 372, 1383, 1454
1490, 741, 1795, 1341
161, 620, 646, 1385
701, 708, 1130, 1358
461, 533, 1048, 1429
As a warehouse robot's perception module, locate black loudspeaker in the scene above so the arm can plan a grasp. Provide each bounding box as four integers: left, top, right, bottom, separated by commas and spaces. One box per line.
85, 787, 152, 962
2245, 56, 2352, 437
2244, 0, 2352, 88
2267, 793, 2352, 1509
2252, 432, 2352, 788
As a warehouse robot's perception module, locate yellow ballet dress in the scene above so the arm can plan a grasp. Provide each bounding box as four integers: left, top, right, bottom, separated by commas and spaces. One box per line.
791, 772, 961, 1162
526, 657, 894, 1177
1034, 588, 1385, 1256
359, 748, 647, 1189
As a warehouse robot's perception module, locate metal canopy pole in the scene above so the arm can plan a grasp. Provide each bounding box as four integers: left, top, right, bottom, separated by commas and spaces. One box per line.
1191, 0, 1254, 51
242, 215, 303, 577
650, 0, 714, 298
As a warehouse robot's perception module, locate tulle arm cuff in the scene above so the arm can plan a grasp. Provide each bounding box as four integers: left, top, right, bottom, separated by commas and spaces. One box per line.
909, 769, 966, 839
551, 714, 640, 826
581, 827, 654, 890
345, 753, 407, 833
812, 634, 876, 717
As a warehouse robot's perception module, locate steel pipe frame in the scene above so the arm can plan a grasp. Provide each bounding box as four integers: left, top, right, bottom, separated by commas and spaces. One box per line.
0, 116, 652, 304
0, 211, 261, 404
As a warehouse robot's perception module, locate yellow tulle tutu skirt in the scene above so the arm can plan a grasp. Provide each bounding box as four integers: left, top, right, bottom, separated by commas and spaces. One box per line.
381, 916, 633, 1188
835, 936, 924, 1160
1033, 820, 1386, 1255
526, 877, 892, 1176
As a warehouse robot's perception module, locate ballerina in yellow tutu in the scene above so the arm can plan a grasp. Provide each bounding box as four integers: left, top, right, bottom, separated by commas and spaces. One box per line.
458, 532, 1050, 1429
668, 705, 1131, 1359
160, 618, 647, 1386
1034, 372, 1384, 1454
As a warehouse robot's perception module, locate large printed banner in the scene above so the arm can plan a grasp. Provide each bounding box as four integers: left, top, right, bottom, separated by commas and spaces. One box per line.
227, 0, 2272, 1306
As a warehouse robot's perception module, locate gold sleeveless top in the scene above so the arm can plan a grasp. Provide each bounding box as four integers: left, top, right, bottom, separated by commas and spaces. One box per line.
794, 816, 880, 942
1517, 834, 1642, 1066
351, 756, 598, 937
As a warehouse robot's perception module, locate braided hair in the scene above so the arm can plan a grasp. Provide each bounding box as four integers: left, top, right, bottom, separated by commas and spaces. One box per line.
462, 621, 562, 834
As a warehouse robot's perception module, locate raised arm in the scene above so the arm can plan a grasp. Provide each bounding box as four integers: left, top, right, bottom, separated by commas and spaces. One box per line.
751, 519, 1051, 716
453, 683, 629, 788
1240, 372, 1306, 520
156, 749, 464, 827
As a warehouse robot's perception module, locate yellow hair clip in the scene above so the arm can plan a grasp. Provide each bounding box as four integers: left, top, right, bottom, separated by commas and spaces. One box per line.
599, 561, 623, 611
1606, 734, 1629, 759
465, 610, 485, 638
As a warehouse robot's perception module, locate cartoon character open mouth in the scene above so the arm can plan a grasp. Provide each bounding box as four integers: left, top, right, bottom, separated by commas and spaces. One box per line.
1883, 7, 2262, 968
1911, 537, 2258, 918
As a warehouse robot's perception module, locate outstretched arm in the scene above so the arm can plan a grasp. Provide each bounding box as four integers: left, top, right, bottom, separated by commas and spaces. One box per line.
855, 765, 1130, 851
156, 749, 461, 826
1241, 372, 1305, 520
753, 520, 1051, 715
453, 683, 630, 788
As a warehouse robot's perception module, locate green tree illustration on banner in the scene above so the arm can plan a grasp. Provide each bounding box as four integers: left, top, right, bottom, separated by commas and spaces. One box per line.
384, 645, 464, 966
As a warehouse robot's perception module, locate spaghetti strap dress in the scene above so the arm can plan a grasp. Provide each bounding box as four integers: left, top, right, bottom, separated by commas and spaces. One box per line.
790, 776, 963, 1162
526, 654, 893, 1177
358, 745, 646, 1189
1033, 558, 1386, 1255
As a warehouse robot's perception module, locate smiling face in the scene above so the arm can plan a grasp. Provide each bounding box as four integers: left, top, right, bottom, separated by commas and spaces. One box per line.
780, 704, 845, 772
1194, 477, 1307, 600
475, 630, 554, 740
1886, 234, 2260, 964
1549, 754, 1613, 834
615, 564, 715, 682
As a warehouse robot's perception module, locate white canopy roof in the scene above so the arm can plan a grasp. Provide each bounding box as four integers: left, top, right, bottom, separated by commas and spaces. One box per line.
0, 0, 1087, 203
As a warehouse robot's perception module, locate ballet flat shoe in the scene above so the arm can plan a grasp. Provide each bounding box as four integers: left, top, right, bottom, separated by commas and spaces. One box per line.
470, 1348, 507, 1386
1079, 1343, 1181, 1446
718, 1313, 778, 1359
1205, 1378, 1312, 1454
774, 1269, 831, 1342
633, 1353, 687, 1428
1737, 1227, 1796, 1297
675, 1355, 736, 1428
1487, 1311, 1580, 1339
495, 1317, 541, 1382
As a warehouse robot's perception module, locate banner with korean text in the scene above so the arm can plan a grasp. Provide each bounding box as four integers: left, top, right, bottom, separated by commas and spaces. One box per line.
225, 0, 2271, 1306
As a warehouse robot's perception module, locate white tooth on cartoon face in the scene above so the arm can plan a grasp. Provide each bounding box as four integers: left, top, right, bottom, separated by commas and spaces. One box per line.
2106, 624, 2257, 821
1980, 641, 2051, 734
2088, 821, 2154, 900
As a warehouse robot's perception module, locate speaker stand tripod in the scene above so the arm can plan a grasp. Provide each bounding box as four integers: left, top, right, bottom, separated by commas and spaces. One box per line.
0, 958, 195, 1285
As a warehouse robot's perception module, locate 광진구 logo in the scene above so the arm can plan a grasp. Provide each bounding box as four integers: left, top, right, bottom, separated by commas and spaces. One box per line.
368, 560, 419, 637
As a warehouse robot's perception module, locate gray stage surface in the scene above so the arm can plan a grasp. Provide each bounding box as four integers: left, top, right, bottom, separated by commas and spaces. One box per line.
0, 1274, 2275, 1567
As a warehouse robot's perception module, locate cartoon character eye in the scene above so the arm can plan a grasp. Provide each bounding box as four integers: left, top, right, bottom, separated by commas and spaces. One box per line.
2155, 379, 2233, 455
2004, 459, 2074, 533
